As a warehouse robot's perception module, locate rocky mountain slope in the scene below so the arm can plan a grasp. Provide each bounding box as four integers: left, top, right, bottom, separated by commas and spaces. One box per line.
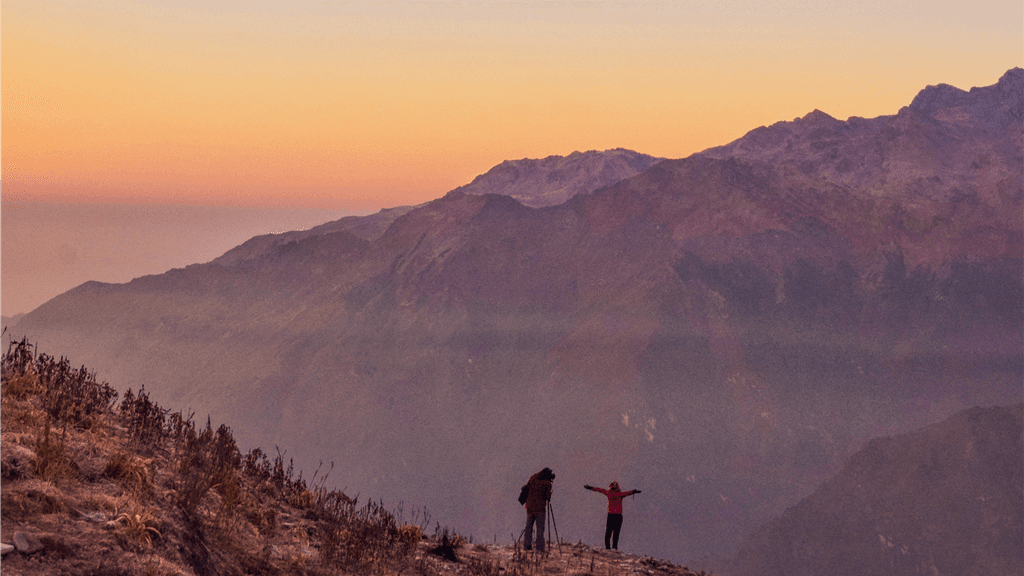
700, 68, 1023, 265
450, 149, 665, 208
728, 404, 1023, 576
7, 69, 1022, 564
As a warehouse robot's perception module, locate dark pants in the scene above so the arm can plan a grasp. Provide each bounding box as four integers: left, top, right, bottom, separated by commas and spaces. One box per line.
524, 510, 546, 552
605, 513, 623, 549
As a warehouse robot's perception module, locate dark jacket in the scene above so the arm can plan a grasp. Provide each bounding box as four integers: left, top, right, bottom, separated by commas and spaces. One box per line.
524, 469, 554, 515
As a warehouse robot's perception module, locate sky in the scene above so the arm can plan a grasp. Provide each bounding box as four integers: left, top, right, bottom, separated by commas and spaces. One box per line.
1, 0, 1022, 315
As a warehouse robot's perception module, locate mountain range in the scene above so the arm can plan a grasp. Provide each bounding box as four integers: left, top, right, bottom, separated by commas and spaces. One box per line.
6, 68, 1022, 566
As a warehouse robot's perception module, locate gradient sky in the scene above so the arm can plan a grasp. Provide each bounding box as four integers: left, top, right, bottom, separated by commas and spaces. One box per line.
4, 1, 1021, 210
1, 1, 1022, 316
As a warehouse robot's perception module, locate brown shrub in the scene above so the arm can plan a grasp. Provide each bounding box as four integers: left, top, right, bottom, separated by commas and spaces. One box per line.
32, 420, 78, 482
243, 502, 277, 535
174, 420, 241, 515
119, 387, 167, 448
289, 488, 315, 510
104, 451, 154, 494
215, 470, 242, 519
111, 505, 162, 548
400, 524, 424, 549
3, 372, 41, 399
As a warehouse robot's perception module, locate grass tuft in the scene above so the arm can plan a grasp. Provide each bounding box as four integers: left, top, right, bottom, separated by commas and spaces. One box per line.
104, 451, 154, 495
32, 420, 77, 482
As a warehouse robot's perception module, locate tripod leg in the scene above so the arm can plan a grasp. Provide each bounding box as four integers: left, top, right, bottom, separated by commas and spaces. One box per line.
547, 502, 562, 555
546, 509, 551, 552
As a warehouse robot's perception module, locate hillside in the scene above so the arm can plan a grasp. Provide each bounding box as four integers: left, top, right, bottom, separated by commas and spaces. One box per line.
728, 404, 1024, 576
0, 340, 705, 576
6, 69, 1022, 563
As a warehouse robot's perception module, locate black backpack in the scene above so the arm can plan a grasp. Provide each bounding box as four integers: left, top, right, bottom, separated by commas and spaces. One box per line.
517, 484, 529, 505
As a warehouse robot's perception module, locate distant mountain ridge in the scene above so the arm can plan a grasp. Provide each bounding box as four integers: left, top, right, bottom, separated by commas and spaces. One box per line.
728, 404, 1024, 576
450, 148, 665, 208
210, 148, 663, 266
700, 68, 1023, 266
211, 205, 417, 267
8, 70, 1022, 565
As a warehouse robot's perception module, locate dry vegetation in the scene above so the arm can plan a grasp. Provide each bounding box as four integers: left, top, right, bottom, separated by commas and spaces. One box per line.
1, 338, 704, 576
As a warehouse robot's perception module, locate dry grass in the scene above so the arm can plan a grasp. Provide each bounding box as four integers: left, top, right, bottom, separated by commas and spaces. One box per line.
1, 485, 70, 520
111, 504, 163, 547
3, 371, 41, 399
104, 451, 154, 494
32, 420, 78, 482
401, 524, 425, 548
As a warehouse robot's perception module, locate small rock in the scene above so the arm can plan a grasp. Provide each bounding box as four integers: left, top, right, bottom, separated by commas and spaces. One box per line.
1, 542, 14, 556
13, 531, 43, 554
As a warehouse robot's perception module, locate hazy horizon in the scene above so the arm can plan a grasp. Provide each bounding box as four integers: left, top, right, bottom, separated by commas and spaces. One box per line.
1, 200, 366, 317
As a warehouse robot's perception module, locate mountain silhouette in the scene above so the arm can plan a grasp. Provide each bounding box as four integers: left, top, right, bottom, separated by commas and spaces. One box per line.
8, 69, 1022, 564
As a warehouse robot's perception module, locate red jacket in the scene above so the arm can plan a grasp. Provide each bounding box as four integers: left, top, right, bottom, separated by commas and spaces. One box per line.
590, 487, 638, 514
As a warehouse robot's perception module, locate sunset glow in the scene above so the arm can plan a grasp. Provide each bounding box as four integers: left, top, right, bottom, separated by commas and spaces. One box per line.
3, 1, 1022, 209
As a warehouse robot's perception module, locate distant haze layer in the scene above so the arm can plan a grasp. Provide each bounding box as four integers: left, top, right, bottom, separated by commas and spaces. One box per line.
0, 201, 362, 316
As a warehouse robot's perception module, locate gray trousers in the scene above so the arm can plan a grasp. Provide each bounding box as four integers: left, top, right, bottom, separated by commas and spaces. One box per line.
524, 509, 546, 552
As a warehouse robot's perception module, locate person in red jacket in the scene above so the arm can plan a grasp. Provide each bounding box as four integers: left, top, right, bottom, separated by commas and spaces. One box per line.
584, 481, 641, 550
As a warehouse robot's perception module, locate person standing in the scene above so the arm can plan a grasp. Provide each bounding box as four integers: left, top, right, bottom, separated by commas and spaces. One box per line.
584, 481, 641, 550
521, 467, 555, 552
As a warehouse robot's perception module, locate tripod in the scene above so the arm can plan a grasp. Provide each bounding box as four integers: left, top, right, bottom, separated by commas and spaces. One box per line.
546, 502, 562, 555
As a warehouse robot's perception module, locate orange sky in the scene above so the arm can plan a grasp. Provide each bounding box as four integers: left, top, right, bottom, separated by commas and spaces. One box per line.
3, 1, 1022, 210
